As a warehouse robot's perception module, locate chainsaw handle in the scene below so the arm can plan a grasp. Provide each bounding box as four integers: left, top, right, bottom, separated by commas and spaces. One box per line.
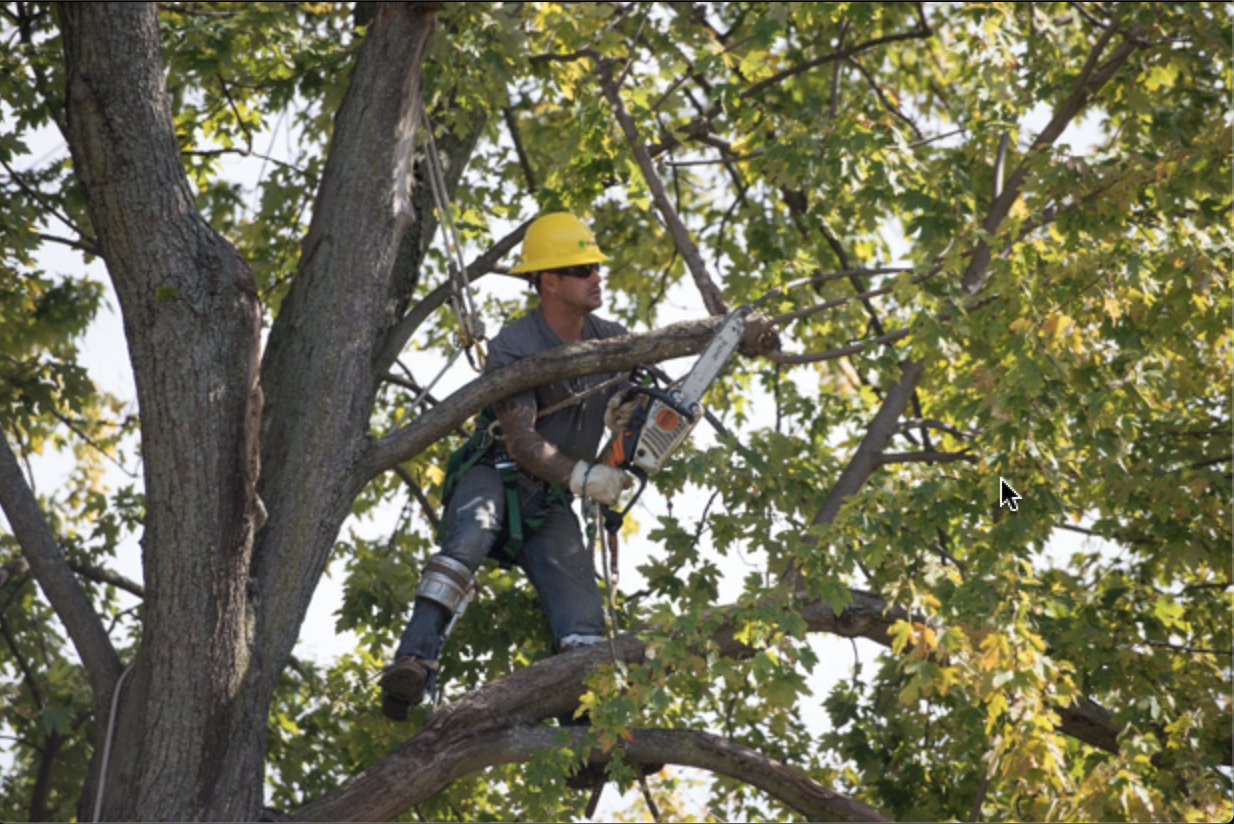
601, 468, 647, 535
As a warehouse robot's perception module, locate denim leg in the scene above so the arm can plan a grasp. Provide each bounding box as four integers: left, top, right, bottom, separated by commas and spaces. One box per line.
519, 501, 606, 651
395, 465, 506, 660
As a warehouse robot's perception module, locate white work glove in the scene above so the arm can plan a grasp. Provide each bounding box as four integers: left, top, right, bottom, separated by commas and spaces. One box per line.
569, 461, 632, 507
604, 391, 642, 433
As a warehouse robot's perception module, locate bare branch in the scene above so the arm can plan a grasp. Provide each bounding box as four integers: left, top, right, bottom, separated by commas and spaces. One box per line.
877, 451, 977, 466
741, 23, 933, 100
963, 16, 1144, 294
66, 557, 144, 598
765, 328, 911, 366
791, 360, 926, 581
35, 231, 103, 257
897, 418, 981, 440
0, 433, 122, 701
374, 219, 532, 375
501, 106, 537, 194
598, 58, 729, 316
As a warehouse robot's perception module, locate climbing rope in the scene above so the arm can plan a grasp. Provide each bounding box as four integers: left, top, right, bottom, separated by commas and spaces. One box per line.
93, 662, 134, 823
420, 99, 486, 371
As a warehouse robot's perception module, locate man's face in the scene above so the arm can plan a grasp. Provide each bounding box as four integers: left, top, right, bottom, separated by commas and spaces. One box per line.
547, 265, 603, 312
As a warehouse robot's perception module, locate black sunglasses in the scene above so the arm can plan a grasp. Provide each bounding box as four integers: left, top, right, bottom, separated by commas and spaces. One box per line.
553, 264, 599, 279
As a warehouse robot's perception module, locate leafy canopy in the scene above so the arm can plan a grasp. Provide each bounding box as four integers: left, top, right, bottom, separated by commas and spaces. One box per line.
1, 2, 1230, 822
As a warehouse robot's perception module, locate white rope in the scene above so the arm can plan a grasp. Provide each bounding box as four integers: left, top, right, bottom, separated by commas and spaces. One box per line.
392, 346, 464, 431
93, 662, 134, 822
420, 99, 485, 370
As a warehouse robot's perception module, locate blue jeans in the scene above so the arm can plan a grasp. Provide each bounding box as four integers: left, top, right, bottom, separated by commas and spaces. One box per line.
395, 464, 605, 661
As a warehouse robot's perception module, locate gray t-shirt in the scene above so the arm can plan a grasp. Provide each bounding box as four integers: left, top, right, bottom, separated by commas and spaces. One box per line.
485, 307, 628, 464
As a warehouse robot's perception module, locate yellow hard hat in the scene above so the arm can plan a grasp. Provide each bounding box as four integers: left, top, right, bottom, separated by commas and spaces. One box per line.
509, 212, 609, 275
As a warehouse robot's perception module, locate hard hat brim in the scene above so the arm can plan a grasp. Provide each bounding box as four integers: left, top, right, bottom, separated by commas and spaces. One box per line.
508, 248, 609, 276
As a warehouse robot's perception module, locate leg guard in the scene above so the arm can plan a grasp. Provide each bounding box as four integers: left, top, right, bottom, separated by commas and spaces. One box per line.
415, 553, 474, 616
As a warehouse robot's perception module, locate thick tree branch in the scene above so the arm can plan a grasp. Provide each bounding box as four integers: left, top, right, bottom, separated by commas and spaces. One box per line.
365, 315, 726, 478
290, 588, 905, 823
877, 451, 977, 466
792, 360, 926, 572
0, 434, 122, 702
503, 726, 894, 824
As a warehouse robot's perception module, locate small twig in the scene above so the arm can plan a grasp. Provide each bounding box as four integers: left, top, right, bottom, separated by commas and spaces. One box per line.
1143, 640, 1233, 657
51, 410, 139, 479
663, 151, 765, 167
36, 232, 103, 257
897, 418, 980, 441
1, 157, 98, 248
66, 557, 144, 598
909, 127, 967, 148
180, 147, 304, 174
741, 24, 933, 100
614, 2, 652, 89
845, 54, 925, 141
394, 465, 441, 534
766, 328, 911, 366
768, 283, 895, 327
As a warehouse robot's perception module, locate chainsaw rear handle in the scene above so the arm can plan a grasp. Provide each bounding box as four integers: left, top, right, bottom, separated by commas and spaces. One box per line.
601, 467, 646, 535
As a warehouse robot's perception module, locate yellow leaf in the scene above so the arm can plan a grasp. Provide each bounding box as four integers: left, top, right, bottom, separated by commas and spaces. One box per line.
423, 464, 445, 488
985, 692, 1008, 733
1009, 318, 1034, 335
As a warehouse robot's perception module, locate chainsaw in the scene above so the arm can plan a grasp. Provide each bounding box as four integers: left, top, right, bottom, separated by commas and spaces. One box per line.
602, 306, 750, 536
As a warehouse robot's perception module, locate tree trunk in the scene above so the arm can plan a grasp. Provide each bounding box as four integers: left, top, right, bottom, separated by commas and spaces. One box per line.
57, 2, 437, 819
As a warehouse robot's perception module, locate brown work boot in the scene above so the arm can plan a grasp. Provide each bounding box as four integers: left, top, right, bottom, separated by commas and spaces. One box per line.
379, 656, 436, 721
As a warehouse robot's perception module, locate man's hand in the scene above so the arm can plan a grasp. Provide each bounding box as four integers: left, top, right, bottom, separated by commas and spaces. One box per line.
569, 461, 632, 507
604, 391, 642, 433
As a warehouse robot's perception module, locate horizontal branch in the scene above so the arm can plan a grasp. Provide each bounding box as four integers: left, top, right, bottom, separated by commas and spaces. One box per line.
503, 726, 894, 823
741, 23, 933, 100
877, 451, 977, 466
290, 588, 905, 823
765, 328, 910, 366
897, 418, 980, 440
364, 314, 727, 479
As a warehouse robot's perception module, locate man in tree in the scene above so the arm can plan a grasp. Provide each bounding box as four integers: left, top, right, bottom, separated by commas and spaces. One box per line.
380, 212, 637, 721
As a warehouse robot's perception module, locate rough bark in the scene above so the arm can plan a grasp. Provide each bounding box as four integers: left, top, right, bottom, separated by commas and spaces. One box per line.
252, 3, 437, 715
59, 2, 265, 818
55, 1, 438, 819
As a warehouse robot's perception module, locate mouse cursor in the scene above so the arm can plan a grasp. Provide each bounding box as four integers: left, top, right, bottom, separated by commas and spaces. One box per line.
999, 478, 1022, 513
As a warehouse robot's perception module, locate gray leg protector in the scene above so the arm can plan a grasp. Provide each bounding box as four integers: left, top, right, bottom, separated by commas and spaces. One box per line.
416, 553, 475, 617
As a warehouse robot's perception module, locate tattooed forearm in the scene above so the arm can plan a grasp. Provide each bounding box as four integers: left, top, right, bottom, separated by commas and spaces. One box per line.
494, 397, 578, 484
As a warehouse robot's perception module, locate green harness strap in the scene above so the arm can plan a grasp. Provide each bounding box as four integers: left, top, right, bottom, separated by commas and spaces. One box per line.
437, 408, 574, 564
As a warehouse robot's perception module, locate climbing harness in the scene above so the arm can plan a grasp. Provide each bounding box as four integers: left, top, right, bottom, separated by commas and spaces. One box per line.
435, 407, 574, 565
